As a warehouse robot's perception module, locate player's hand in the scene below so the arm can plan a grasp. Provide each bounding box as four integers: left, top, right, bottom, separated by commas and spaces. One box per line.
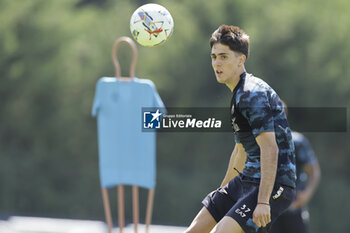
252, 203, 271, 228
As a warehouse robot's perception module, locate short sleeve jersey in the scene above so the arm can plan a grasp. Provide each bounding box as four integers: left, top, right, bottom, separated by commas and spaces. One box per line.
291, 131, 317, 190
231, 72, 296, 188
92, 77, 165, 189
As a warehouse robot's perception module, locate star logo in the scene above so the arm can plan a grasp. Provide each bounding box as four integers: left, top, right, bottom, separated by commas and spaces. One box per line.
150, 109, 162, 122
143, 109, 163, 129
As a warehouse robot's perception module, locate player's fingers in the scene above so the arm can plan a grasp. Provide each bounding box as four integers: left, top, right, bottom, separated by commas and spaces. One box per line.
260, 216, 267, 228
258, 214, 270, 228
253, 215, 264, 228
265, 213, 272, 225
252, 215, 261, 228
267, 213, 271, 224
255, 220, 262, 228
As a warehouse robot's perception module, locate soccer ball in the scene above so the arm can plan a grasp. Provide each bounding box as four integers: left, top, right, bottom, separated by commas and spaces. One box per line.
130, 3, 174, 47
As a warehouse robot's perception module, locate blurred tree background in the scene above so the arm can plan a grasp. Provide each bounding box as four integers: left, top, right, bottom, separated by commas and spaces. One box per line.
0, 0, 349, 232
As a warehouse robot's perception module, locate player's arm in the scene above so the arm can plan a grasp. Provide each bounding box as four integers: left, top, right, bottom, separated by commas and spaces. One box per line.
291, 160, 321, 209
253, 131, 279, 228
220, 143, 246, 187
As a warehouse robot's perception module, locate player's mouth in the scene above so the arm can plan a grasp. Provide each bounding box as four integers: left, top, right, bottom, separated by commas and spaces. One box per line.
216, 70, 223, 76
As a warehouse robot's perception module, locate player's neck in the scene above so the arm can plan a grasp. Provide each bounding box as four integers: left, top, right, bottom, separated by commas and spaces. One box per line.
226, 68, 246, 92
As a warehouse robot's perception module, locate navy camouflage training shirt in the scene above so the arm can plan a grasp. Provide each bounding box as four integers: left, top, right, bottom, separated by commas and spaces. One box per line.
231, 72, 296, 188
292, 131, 317, 190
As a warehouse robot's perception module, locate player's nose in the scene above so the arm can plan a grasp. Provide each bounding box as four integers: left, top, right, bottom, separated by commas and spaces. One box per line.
212, 59, 222, 67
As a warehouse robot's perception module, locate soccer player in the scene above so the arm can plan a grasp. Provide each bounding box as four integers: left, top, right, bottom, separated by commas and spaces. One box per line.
184, 25, 296, 233
270, 103, 321, 233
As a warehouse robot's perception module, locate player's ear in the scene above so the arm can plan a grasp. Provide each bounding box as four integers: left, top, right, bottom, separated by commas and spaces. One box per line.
239, 54, 246, 66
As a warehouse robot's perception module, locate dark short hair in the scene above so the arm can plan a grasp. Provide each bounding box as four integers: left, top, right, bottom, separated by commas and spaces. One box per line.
210, 25, 250, 59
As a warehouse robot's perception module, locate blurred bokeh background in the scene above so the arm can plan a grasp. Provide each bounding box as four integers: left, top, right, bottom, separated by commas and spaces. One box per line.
0, 0, 349, 232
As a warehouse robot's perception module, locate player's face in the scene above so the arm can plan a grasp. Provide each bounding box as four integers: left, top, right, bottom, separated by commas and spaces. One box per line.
211, 43, 244, 85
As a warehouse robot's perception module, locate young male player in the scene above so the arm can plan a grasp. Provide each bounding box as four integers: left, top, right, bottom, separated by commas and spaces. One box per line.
270, 102, 321, 233
184, 25, 296, 233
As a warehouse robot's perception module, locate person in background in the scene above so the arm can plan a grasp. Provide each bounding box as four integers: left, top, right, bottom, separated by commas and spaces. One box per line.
270, 101, 321, 233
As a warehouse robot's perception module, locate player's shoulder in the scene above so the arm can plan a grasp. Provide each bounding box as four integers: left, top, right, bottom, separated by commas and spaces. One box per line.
242, 73, 271, 92
292, 131, 316, 160
236, 73, 275, 104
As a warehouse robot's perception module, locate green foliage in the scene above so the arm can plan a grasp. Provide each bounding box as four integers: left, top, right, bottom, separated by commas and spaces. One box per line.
0, 0, 350, 232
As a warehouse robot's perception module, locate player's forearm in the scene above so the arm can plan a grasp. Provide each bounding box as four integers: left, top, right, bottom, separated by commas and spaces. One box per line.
305, 162, 321, 196
258, 146, 278, 204
220, 169, 239, 187
220, 145, 246, 187
220, 147, 238, 187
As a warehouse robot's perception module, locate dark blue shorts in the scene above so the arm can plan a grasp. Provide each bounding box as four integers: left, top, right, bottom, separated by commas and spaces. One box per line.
202, 174, 295, 233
